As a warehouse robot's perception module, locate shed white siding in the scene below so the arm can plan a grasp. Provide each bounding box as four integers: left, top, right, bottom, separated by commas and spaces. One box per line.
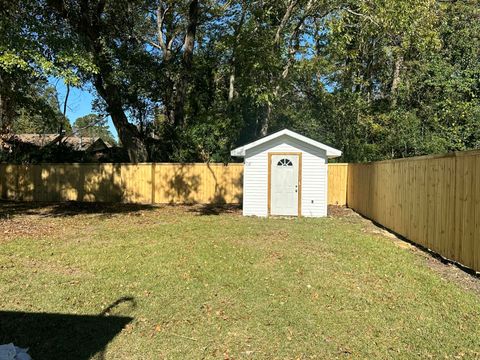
243, 134, 328, 217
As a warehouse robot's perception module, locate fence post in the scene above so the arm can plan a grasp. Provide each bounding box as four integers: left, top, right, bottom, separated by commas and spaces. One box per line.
151, 163, 156, 204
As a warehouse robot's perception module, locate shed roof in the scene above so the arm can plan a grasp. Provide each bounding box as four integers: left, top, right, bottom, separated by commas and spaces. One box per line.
230, 129, 342, 158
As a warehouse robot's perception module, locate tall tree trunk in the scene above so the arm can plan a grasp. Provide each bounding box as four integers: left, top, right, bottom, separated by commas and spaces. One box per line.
92, 61, 148, 163
274, 0, 299, 47
228, 73, 236, 103
94, 75, 148, 163
258, 0, 315, 137
0, 75, 16, 134
228, 5, 246, 103
390, 53, 403, 107
172, 0, 199, 129
153, 0, 200, 157
260, 106, 271, 137
48, 0, 148, 163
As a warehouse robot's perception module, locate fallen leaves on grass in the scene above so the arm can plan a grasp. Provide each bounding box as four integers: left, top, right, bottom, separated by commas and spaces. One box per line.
0, 218, 58, 241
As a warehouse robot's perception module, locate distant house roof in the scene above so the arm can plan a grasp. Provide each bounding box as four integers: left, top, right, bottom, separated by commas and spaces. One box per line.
6, 134, 111, 152
230, 129, 342, 158
63, 136, 110, 152
15, 134, 59, 147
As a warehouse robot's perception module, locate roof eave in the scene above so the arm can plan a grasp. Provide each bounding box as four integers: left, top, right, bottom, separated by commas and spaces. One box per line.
327, 152, 342, 159
229, 129, 342, 158
230, 147, 245, 157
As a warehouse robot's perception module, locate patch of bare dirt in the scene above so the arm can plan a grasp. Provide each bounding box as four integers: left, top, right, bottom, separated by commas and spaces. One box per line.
0, 201, 151, 242
327, 206, 363, 224
416, 251, 480, 296
329, 205, 480, 297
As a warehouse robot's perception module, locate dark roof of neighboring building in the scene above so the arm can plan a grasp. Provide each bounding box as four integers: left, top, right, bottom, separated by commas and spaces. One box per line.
1, 134, 111, 152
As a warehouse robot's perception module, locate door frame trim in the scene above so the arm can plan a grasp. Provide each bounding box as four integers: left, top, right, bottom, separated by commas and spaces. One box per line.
267, 152, 302, 217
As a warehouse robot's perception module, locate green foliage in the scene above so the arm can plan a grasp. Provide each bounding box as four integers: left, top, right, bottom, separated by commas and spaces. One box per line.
281, 0, 480, 161
12, 85, 72, 135
0, 1, 94, 136
2, 0, 479, 162
73, 114, 116, 145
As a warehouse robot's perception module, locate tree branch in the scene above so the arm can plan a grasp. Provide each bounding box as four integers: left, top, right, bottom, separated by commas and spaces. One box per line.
62, 83, 70, 117
229, 3, 247, 102
344, 8, 380, 27
182, 0, 199, 68
146, 39, 163, 50
155, 4, 169, 54
274, 0, 299, 47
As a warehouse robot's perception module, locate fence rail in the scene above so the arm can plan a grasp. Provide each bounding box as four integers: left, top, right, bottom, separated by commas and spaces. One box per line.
347, 150, 480, 272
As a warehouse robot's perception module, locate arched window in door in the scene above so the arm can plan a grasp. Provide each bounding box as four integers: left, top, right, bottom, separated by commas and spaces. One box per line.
277, 158, 293, 166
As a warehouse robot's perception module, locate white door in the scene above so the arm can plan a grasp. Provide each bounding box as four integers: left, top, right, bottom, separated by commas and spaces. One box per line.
270, 154, 300, 216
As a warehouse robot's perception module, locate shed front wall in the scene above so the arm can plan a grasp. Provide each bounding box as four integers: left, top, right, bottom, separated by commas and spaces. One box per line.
243, 135, 328, 217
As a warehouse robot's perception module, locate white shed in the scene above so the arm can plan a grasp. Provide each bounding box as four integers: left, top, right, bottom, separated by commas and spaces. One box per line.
231, 129, 342, 217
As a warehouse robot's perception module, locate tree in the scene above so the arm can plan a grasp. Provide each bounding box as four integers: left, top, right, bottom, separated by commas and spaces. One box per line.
12, 85, 72, 135
43, 0, 150, 162
3, 0, 479, 163
73, 114, 116, 145
1, 1, 90, 137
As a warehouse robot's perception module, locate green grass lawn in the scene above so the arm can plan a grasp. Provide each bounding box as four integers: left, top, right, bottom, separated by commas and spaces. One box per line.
1, 203, 479, 359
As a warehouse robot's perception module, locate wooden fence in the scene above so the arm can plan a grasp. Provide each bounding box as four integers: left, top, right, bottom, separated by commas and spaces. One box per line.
347, 150, 480, 272
0, 163, 244, 204
0, 163, 349, 205
328, 164, 348, 206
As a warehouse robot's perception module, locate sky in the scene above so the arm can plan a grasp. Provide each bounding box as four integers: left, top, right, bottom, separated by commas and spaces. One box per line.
48, 77, 119, 140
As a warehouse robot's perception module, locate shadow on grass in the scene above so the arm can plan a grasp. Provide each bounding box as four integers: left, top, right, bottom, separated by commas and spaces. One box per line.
0, 200, 243, 218
0, 297, 135, 360
0, 200, 155, 220
187, 203, 242, 216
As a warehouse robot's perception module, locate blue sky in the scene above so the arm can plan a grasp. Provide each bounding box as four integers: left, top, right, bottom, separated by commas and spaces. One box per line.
48, 77, 119, 140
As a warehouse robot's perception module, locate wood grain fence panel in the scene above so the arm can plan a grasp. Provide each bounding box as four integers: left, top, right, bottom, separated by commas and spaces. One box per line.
454, 156, 465, 266
15, 165, 34, 201
475, 156, 480, 271
2, 164, 18, 200
150, 163, 243, 204
426, 159, 436, 251
347, 150, 480, 272
445, 157, 456, 259
120, 164, 153, 204
327, 164, 348, 205
36, 165, 50, 202
0, 162, 251, 205
456, 154, 477, 269
0, 165, 4, 199
404, 161, 415, 240
419, 160, 429, 250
